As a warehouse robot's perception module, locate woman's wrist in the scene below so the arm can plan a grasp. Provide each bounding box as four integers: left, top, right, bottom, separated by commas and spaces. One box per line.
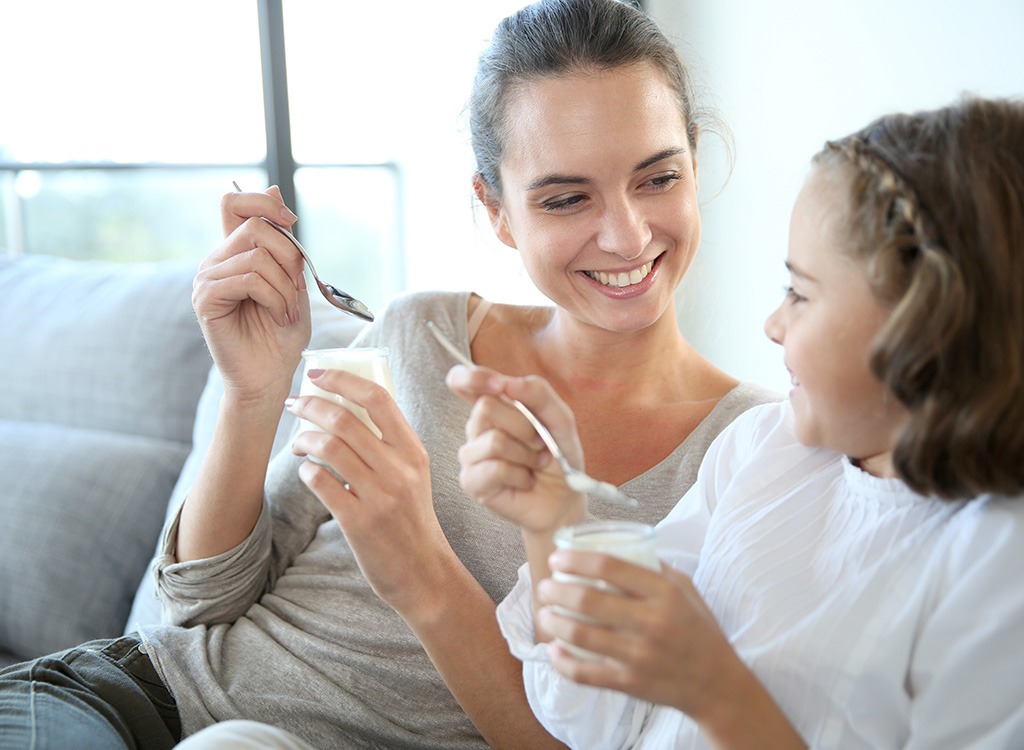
389, 541, 473, 629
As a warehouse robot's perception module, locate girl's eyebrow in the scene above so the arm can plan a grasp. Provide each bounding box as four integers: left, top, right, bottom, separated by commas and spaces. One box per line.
525, 147, 690, 191
785, 260, 817, 282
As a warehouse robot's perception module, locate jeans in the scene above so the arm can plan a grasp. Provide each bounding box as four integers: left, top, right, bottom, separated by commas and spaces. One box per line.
0, 634, 180, 750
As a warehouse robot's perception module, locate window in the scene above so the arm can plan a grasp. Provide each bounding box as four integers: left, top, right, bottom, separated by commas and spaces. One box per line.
2, 1, 642, 310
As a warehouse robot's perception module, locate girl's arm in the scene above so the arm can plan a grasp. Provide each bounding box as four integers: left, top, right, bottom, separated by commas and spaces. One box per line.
447, 364, 590, 638
539, 552, 806, 749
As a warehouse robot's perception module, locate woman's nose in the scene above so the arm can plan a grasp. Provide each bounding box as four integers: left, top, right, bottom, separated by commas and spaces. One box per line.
596, 199, 650, 261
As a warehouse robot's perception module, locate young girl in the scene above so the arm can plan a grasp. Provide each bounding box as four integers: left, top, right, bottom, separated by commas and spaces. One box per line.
450, 96, 1024, 748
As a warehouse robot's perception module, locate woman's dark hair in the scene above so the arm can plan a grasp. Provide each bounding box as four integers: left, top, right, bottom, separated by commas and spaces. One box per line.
814, 96, 1024, 499
469, 0, 703, 197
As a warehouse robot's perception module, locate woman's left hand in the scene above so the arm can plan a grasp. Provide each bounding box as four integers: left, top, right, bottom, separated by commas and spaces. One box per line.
286, 368, 451, 615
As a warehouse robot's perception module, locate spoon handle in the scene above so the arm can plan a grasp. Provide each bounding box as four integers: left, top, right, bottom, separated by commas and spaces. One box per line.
231, 182, 375, 322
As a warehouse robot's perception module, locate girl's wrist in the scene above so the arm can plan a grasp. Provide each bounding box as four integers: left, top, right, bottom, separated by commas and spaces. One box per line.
695, 657, 806, 750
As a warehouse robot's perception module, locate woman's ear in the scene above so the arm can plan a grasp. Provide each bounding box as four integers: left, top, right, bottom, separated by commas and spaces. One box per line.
690, 123, 700, 193
473, 174, 517, 249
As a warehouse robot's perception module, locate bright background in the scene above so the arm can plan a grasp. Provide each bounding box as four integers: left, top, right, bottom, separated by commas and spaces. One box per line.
3, 1, 1022, 393
649, 0, 1024, 391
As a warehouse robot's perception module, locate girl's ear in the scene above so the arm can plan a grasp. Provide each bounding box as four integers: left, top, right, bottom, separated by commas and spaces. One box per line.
473, 174, 517, 249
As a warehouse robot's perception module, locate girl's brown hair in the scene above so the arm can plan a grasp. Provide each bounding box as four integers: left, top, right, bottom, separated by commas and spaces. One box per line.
814, 97, 1024, 499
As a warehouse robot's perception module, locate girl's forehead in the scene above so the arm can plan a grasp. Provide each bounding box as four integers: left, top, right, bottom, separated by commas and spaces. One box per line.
789, 169, 866, 277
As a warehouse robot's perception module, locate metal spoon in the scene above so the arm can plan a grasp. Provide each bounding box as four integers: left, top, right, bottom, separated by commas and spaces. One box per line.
232, 182, 374, 322
427, 321, 638, 508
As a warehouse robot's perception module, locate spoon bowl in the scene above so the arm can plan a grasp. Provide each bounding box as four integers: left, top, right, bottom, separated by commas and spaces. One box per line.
259, 218, 374, 322
232, 182, 374, 322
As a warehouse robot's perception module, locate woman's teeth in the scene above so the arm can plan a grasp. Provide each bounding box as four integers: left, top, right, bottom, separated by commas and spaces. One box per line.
585, 261, 652, 288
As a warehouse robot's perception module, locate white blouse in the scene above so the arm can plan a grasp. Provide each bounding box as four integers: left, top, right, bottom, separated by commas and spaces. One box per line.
497, 402, 1024, 749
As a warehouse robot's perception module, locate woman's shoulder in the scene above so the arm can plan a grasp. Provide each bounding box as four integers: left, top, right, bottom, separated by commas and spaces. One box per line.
356, 290, 474, 342
718, 382, 784, 417
690, 384, 784, 450
380, 289, 474, 322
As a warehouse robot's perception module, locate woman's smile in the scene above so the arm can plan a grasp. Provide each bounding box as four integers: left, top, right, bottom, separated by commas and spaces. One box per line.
580, 253, 663, 297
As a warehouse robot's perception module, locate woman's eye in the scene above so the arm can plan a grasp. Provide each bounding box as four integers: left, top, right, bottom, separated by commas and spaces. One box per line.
645, 172, 681, 190
543, 194, 586, 212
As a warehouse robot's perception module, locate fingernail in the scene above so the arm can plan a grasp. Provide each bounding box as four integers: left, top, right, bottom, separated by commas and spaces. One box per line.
281, 207, 298, 223
296, 272, 307, 291
285, 396, 298, 410
307, 368, 326, 379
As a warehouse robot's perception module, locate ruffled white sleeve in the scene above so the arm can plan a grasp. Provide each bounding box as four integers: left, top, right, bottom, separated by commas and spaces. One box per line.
904, 496, 1024, 749
496, 563, 654, 749
494, 405, 783, 749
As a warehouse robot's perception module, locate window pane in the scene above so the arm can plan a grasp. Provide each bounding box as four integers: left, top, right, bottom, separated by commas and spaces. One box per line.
1, 1, 264, 164
0, 173, 12, 252
10, 168, 265, 262
284, 1, 534, 164
293, 167, 402, 316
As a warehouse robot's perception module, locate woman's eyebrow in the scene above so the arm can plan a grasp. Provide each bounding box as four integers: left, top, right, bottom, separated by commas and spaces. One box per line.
525, 147, 690, 192
634, 147, 688, 172
525, 173, 589, 191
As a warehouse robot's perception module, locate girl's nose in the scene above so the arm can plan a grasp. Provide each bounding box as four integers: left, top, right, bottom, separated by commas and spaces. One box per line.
596, 199, 650, 261
764, 304, 784, 345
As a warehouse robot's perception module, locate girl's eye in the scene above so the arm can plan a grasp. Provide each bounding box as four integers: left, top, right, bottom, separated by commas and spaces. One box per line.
543, 194, 586, 212
783, 285, 807, 304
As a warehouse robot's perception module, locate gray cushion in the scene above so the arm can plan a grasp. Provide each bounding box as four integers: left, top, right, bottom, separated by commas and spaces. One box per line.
0, 421, 188, 661
0, 255, 212, 667
0, 255, 211, 443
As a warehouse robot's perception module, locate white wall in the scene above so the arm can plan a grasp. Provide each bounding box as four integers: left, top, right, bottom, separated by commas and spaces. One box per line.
647, 0, 1024, 392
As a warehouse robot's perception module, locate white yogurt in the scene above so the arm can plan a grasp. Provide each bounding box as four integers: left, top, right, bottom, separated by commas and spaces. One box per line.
552, 520, 659, 660
294, 347, 395, 466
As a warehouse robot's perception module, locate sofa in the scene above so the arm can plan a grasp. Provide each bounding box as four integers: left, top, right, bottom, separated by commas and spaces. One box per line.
0, 253, 365, 668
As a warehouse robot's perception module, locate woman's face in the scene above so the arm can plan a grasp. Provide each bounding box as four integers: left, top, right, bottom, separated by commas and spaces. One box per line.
484, 62, 699, 334
764, 166, 907, 476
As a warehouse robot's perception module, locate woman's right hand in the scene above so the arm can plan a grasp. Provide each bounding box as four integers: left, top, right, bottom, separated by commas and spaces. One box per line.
446, 364, 588, 535
192, 186, 312, 402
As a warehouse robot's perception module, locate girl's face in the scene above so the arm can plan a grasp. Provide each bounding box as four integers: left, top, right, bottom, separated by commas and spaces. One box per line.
482, 62, 699, 334
764, 167, 907, 477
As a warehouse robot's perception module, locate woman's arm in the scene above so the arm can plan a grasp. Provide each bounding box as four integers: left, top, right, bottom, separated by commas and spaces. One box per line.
284, 365, 569, 748
177, 187, 311, 562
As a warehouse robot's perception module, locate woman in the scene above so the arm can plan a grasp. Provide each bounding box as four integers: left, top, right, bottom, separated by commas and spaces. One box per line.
0, 2, 774, 748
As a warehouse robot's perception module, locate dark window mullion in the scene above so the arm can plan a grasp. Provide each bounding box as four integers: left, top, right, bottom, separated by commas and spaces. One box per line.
257, 0, 298, 230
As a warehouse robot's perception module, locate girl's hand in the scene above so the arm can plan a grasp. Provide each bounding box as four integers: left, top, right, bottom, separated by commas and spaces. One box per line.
446, 364, 588, 535
192, 186, 311, 403
286, 368, 447, 616
536, 551, 804, 746
539, 550, 743, 716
